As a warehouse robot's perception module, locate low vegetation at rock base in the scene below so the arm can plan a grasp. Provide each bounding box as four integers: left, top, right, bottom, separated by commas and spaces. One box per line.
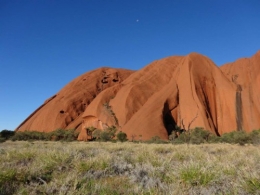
1, 141, 260, 194
2, 129, 79, 142
2, 127, 260, 145
169, 127, 260, 145
0, 130, 15, 143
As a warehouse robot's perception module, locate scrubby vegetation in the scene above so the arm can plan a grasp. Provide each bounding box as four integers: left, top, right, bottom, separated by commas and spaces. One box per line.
86, 126, 117, 142
1, 141, 260, 194
116, 131, 128, 142
1, 127, 260, 194
8, 129, 79, 142
0, 130, 15, 143
2, 127, 260, 145
169, 127, 260, 145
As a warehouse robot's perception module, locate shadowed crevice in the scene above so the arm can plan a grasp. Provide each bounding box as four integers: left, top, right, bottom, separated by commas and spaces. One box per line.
236, 85, 243, 131
163, 102, 177, 136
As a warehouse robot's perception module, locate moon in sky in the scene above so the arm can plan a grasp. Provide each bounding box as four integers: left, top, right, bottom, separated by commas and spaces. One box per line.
136, 19, 139, 22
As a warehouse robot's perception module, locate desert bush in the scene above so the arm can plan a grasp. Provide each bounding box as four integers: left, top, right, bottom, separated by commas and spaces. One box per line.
49, 128, 78, 141
10, 129, 79, 142
188, 127, 211, 144
116, 131, 128, 142
92, 129, 102, 140
208, 134, 222, 143
100, 131, 112, 142
170, 127, 260, 145
11, 131, 49, 141
99, 126, 117, 142
169, 127, 260, 145
248, 129, 260, 145
171, 127, 212, 144
221, 131, 251, 145
0, 130, 15, 140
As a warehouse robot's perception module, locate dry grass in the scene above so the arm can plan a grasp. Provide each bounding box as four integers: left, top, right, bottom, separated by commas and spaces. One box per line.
0, 141, 260, 195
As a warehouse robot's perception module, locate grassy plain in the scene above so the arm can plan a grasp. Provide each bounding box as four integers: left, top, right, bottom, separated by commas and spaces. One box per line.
0, 141, 260, 195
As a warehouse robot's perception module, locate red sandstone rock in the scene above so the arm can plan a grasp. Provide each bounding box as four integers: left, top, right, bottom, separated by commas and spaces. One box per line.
16, 51, 260, 141
15, 68, 134, 133
80, 53, 239, 140
220, 51, 260, 132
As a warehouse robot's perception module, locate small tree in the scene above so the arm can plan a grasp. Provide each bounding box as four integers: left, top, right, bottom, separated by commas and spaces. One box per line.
116, 131, 127, 142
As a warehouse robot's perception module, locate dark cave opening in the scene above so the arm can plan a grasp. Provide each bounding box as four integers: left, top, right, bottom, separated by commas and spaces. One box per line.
163, 103, 177, 136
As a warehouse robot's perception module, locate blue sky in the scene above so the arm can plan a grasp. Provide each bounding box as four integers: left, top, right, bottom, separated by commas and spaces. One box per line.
1, 0, 260, 130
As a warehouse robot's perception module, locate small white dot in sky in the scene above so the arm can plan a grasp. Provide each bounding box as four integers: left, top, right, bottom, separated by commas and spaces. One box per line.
136, 19, 139, 22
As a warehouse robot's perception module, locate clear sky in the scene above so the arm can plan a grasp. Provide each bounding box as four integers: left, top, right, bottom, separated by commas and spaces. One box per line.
1, 0, 260, 130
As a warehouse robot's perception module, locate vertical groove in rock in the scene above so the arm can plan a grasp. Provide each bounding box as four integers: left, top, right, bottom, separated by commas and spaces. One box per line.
236, 84, 243, 131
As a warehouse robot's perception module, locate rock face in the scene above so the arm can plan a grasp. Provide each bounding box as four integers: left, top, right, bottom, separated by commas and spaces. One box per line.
220, 51, 260, 133
16, 51, 260, 141
79, 53, 238, 140
15, 68, 134, 133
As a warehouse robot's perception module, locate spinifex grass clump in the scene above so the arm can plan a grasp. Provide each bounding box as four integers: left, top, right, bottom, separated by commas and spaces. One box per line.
1, 141, 260, 194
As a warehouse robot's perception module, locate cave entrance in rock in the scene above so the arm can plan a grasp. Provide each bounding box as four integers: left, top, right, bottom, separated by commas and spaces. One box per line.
163, 103, 177, 136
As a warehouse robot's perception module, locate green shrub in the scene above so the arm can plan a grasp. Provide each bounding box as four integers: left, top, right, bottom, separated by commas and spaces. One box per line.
189, 127, 211, 144
170, 127, 260, 145
171, 127, 212, 144
100, 131, 111, 142
99, 126, 117, 142
116, 131, 128, 142
0, 130, 15, 140
171, 133, 187, 144
11, 129, 79, 142
92, 129, 102, 140
11, 131, 49, 141
50, 129, 78, 141
100, 132, 111, 142
208, 134, 222, 143
248, 129, 260, 145
221, 131, 251, 145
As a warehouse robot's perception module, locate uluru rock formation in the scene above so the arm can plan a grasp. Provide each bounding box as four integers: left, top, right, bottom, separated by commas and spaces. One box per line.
16, 51, 260, 141
220, 51, 260, 133
16, 68, 134, 133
